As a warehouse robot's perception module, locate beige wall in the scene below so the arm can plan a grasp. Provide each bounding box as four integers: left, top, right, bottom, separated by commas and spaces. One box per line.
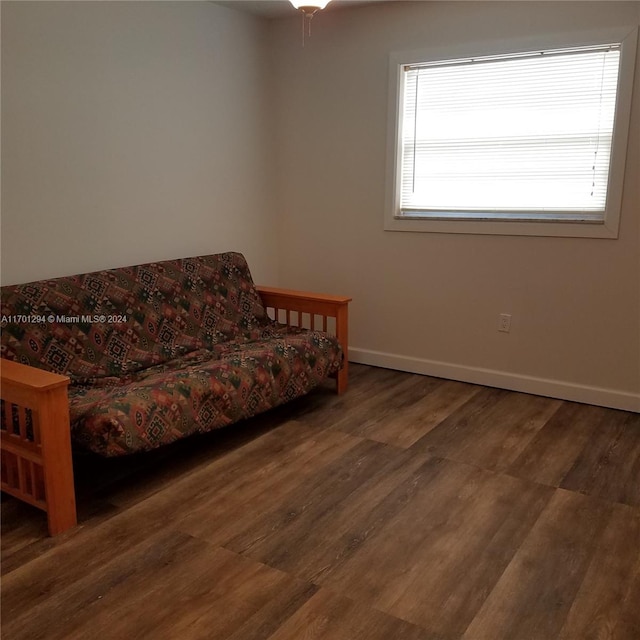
2, 1, 638, 408
269, 1, 640, 407
1, 1, 278, 284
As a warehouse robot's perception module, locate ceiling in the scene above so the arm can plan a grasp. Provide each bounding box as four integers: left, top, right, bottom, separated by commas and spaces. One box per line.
214, 1, 389, 19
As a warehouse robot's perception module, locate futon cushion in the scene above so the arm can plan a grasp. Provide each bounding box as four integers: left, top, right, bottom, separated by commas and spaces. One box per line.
1, 253, 268, 383
1, 252, 344, 457
69, 328, 341, 456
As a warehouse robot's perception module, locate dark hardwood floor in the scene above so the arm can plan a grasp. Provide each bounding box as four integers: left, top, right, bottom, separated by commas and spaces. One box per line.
2, 364, 639, 639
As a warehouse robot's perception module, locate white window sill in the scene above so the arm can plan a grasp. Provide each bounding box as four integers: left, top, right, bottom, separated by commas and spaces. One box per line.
384, 214, 619, 239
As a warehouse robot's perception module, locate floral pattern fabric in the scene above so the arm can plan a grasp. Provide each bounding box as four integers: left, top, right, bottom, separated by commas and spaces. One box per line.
1, 253, 342, 456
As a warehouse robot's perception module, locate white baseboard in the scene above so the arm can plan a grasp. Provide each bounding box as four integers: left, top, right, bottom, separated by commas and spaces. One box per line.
349, 347, 640, 413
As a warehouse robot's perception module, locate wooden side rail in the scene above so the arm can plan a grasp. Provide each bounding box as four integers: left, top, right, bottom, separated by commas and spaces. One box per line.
0, 359, 76, 535
257, 286, 352, 394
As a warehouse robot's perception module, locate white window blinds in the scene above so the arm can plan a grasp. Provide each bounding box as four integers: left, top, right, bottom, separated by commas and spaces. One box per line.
399, 45, 621, 220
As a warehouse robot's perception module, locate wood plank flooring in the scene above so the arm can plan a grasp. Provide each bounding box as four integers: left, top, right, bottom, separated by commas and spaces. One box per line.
2, 364, 639, 639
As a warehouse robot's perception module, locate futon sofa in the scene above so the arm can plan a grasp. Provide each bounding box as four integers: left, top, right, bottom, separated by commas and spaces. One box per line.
0, 252, 350, 534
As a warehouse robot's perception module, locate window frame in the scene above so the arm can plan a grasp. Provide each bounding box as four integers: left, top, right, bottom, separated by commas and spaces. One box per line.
384, 27, 638, 238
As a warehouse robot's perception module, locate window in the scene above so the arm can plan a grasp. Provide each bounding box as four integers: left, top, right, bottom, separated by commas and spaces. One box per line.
385, 28, 637, 237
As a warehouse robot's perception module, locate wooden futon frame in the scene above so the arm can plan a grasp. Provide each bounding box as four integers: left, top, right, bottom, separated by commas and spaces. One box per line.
0, 287, 350, 536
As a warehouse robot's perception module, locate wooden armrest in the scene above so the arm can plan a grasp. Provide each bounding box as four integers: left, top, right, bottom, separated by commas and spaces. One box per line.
256, 285, 351, 394
256, 286, 351, 305
1, 358, 76, 535
2, 359, 69, 403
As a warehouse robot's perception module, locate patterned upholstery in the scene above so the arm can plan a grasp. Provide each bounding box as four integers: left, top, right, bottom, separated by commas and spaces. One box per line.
1, 253, 342, 456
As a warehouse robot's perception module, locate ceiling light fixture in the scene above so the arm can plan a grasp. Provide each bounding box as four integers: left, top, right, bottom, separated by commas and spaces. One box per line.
290, 0, 332, 45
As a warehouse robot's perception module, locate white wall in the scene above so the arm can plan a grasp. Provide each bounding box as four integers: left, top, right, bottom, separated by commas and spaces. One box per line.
269, 1, 640, 410
1, 1, 278, 284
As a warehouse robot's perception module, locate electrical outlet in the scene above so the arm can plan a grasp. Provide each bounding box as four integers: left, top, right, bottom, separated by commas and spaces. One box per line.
498, 313, 511, 333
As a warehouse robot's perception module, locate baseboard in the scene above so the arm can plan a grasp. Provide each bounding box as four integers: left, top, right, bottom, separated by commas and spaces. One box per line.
349, 347, 640, 413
